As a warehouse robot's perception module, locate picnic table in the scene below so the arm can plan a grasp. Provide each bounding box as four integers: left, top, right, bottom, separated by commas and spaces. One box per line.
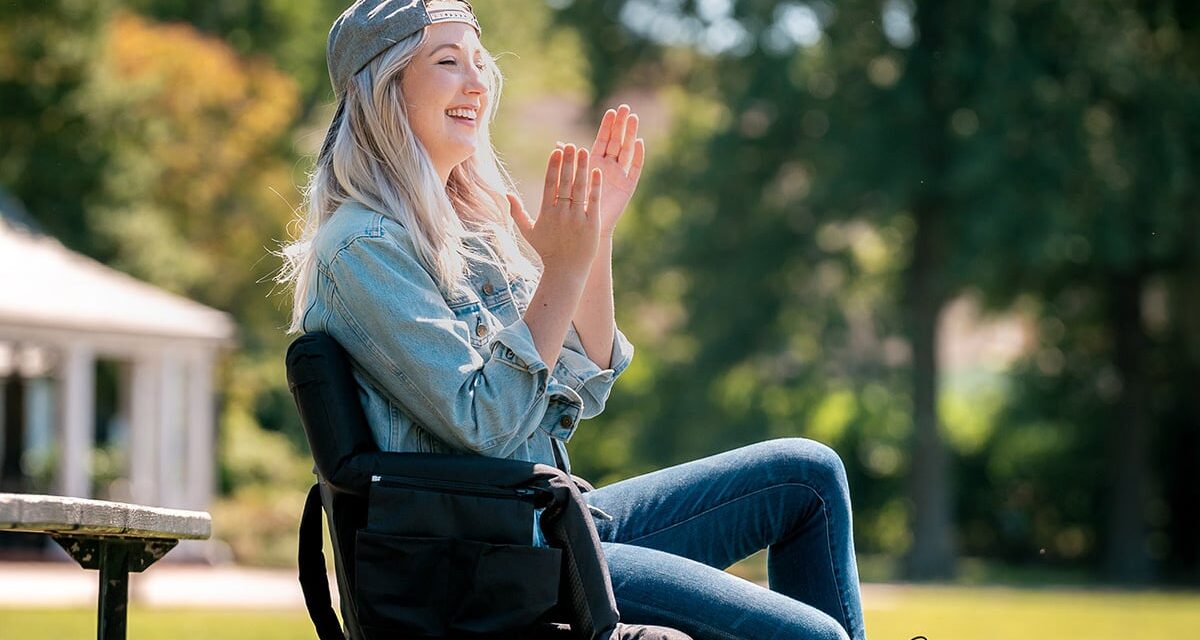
0, 492, 212, 640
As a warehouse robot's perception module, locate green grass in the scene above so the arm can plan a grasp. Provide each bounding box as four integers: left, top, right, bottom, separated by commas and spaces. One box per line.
0, 609, 315, 639
2, 586, 1198, 639
863, 585, 1199, 640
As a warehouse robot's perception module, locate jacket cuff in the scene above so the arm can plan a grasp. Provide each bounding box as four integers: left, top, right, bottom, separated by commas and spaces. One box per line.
563, 322, 634, 377
554, 323, 635, 419
492, 318, 585, 441
537, 386, 584, 442
491, 318, 549, 377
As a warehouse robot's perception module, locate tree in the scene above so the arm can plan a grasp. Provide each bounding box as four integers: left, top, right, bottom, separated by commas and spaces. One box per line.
972, 0, 1200, 582
552, 0, 1200, 584
126, 0, 347, 114
83, 12, 300, 338
554, 0, 963, 578
0, 0, 116, 253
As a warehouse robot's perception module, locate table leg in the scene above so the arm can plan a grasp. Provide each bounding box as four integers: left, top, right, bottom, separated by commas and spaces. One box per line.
97, 540, 131, 640
51, 535, 179, 640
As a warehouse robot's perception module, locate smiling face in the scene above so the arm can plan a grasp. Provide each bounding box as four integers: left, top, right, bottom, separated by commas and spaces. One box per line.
400, 17, 489, 185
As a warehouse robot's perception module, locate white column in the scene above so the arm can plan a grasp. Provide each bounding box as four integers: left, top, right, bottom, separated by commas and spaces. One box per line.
58, 343, 94, 498
185, 351, 216, 511
128, 354, 159, 505
157, 352, 186, 508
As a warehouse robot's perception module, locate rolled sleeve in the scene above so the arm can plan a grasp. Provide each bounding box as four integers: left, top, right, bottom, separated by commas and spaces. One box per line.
553, 321, 635, 419
490, 317, 549, 377
493, 317, 587, 441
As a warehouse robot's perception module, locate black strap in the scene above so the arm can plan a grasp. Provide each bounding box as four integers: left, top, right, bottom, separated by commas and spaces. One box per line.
299, 483, 345, 640
550, 438, 600, 496
551, 438, 569, 473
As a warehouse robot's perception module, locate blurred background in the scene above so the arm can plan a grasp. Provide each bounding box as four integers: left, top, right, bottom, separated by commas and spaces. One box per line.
1, 0, 1198, 638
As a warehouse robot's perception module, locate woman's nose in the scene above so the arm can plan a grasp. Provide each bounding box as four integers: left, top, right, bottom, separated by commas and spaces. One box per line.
465, 67, 486, 95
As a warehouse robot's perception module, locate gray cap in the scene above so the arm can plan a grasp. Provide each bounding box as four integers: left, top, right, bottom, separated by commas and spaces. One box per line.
326, 0, 481, 96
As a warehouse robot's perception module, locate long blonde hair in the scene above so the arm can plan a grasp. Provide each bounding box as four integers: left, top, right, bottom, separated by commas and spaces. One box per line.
278, 11, 539, 333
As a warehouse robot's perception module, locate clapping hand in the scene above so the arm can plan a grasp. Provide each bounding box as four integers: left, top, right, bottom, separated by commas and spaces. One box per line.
507, 144, 603, 277
557, 104, 645, 238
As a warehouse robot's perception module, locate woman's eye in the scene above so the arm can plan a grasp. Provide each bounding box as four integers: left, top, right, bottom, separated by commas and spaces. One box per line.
438, 59, 485, 71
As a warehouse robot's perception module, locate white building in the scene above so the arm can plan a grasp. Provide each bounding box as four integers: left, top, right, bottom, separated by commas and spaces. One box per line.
0, 192, 235, 515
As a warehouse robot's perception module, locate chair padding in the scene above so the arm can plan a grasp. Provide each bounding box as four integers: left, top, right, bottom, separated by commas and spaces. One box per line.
285, 331, 380, 491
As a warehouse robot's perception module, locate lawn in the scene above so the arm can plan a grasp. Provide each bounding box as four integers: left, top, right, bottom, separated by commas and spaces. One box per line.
861, 585, 1199, 639
2, 586, 1197, 639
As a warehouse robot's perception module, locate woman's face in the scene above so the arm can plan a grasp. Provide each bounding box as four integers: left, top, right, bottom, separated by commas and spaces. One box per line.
400, 18, 489, 185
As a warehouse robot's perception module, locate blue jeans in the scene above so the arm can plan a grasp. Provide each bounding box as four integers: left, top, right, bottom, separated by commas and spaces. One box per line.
583, 438, 866, 640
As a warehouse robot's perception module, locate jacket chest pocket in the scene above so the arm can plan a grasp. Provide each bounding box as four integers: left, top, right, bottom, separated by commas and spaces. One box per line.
451, 303, 493, 348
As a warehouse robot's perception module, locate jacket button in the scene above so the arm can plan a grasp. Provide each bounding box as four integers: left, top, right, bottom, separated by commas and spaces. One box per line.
559, 416, 573, 428
476, 323, 488, 337
482, 282, 495, 295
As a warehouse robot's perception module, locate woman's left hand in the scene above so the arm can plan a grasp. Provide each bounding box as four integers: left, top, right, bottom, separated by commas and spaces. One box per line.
558, 104, 645, 238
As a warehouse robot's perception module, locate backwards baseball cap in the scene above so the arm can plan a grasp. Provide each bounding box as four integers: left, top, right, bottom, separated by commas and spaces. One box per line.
327, 0, 481, 97
319, 1, 482, 159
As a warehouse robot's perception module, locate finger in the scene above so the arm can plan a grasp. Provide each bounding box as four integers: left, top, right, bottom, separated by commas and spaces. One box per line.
604, 105, 633, 158
506, 193, 534, 236
591, 108, 616, 158
586, 168, 603, 222
604, 104, 630, 158
627, 138, 646, 186
557, 144, 576, 207
618, 113, 639, 172
571, 148, 590, 212
542, 148, 563, 211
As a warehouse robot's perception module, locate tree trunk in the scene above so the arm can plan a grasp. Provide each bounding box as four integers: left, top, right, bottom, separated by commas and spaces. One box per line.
901, 0, 957, 580
902, 201, 956, 580
1184, 270, 1200, 584
1103, 271, 1154, 583
1163, 270, 1200, 583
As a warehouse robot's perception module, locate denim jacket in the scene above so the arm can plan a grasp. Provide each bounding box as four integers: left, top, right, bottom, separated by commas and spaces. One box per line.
299, 201, 634, 472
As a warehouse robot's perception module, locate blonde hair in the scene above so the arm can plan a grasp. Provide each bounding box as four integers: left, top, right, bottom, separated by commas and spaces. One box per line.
278, 8, 539, 333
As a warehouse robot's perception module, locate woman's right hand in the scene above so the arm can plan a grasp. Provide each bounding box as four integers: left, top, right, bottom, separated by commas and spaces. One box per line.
507, 143, 603, 279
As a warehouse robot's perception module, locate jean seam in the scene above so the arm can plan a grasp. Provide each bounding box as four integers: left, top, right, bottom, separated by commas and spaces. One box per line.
622, 481, 856, 638
621, 600, 743, 640
619, 481, 813, 547
817, 486, 855, 638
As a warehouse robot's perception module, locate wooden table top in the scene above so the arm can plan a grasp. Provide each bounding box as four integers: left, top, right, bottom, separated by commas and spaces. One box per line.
0, 493, 211, 540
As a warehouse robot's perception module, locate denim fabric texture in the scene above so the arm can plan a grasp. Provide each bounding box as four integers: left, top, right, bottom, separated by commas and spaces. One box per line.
300, 201, 634, 471
585, 438, 867, 640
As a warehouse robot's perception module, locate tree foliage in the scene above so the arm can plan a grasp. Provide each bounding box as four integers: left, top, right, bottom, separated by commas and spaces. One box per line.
0, 0, 115, 252
88, 13, 300, 320
553, 0, 1200, 583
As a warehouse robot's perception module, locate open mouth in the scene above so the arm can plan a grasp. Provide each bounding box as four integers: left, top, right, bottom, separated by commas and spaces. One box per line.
446, 108, 477, 127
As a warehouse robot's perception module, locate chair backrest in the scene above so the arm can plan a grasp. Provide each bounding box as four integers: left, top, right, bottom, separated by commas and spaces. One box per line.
286, 331, 378, 491
287, 332, 375, 639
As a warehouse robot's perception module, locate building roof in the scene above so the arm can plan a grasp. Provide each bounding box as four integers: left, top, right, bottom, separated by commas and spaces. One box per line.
0, 197, 236, 343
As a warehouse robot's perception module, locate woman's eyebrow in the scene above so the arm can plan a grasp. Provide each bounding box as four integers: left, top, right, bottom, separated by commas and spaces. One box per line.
428, 43, 480, 57
427, 42, 482, 60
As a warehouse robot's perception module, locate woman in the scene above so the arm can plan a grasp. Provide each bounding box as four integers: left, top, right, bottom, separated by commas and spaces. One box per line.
281, 2, 867, 639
